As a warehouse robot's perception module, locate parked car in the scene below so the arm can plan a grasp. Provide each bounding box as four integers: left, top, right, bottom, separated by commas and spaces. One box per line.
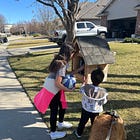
0, 33, 8, 43
51, 21, 107, 45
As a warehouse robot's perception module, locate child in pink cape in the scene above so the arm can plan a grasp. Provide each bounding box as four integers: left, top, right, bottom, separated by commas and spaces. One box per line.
34, 44, 76, 140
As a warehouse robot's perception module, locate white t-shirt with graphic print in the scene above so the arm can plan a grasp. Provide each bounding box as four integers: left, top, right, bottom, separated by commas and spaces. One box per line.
80, 84, 108, 113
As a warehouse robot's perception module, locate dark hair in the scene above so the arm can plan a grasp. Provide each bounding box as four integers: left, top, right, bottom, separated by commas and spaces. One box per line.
59, 43, 75, 62
91, 68, 104, 86
48, 54, 67, 73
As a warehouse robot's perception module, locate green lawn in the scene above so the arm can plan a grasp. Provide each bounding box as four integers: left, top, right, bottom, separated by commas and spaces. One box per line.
8, 41, 140, 140
7, 36, 53, 49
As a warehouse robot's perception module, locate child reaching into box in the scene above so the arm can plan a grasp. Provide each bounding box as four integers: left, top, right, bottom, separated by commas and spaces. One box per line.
74, 68, 108, 138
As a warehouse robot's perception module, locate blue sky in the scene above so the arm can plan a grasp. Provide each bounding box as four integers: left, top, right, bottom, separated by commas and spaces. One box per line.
0, 0, 38, 24
0, 0, 96, 24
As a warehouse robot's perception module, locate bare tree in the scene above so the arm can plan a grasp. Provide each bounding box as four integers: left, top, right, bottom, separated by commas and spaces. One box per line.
36, 6, 56, 35
36, 0, 83, 44
0, 14, 6, 32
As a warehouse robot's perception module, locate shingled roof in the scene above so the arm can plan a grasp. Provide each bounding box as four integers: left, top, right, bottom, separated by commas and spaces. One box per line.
134, 4, 140, 10
74, 36, 115, 65
77, 0, 111, 20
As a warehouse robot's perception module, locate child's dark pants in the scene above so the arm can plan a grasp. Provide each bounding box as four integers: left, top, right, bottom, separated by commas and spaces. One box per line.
77, 108, 99, 136
49, 92, 65, 132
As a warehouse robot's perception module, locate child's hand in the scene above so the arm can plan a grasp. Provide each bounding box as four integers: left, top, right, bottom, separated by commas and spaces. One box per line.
82, 76, 87, 85
68, 87, 75, 92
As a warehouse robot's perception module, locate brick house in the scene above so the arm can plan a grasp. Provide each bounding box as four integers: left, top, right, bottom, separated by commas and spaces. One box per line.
98, 0, 140, 38
78, 0, 140, 38
77, 0, 110, 25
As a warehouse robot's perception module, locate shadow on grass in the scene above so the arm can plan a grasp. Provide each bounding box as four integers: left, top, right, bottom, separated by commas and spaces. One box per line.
105, 87, 140, 94
108, 74, 140, 79
105, 100, 140, 110
104, 81, 140, 87
39, 104, 91, 140
9, 51, 58, 58
29, 44, 59, 50
38, 98, 140, 123
125, 123, 140, 140
33, 98, 140, 140
9, 51, 58, 74
11, 68, 48, 74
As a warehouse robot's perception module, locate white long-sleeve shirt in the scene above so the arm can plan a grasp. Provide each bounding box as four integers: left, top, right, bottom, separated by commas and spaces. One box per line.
80, 84, 108, 113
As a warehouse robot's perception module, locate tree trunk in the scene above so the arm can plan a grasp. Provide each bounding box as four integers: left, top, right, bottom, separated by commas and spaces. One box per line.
65, 21, 75, 44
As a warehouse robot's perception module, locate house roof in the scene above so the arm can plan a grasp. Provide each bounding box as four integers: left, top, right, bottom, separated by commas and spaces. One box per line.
98, 0, 140, 16
134, 4, 140, 10
97, 0, 114, 16
74, 36, 115, 65
77, 0, 111, 20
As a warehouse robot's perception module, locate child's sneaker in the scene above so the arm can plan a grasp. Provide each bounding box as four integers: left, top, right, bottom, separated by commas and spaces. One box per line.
74, 130, 81, 138
57, 121, 73, 129
50, 131, 66, 140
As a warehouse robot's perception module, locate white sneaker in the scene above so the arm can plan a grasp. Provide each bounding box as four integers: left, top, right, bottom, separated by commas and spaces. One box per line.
50, 131, 66, 140
57, 121, 73, 129
74, 130, 81, 138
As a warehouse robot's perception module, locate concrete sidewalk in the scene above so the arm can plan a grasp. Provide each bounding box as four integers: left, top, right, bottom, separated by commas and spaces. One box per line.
0, 44, 51, 140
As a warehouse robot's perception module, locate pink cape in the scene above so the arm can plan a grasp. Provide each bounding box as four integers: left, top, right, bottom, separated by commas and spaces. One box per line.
60, 90, 68, 109
34, 88, 68, 114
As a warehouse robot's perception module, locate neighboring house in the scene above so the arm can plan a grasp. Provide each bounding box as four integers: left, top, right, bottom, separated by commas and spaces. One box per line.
0, 24, 13, 34
4, 24, 13, 33
54, 0, 111, 28
53, 0, 140, 38
77, 0, 111, 25
98, 0, 140, 38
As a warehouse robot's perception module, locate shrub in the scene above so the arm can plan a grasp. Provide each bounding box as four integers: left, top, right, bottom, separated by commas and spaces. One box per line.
32, 33, 41, 37
123, 37, 140, 43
